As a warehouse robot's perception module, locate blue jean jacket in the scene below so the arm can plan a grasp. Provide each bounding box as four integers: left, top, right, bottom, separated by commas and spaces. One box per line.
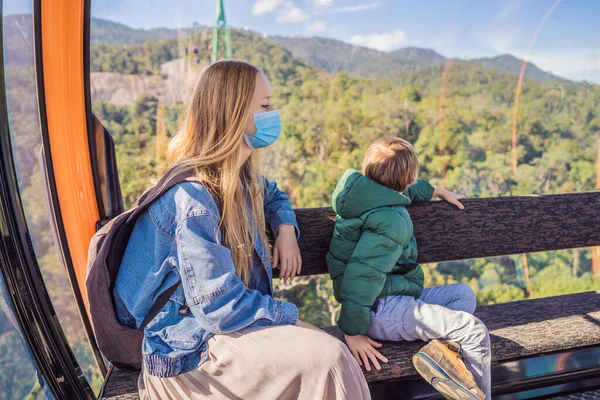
113, 178, 299, 377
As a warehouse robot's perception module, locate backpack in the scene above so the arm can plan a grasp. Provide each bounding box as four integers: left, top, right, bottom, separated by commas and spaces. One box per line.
86, 169, 198, 369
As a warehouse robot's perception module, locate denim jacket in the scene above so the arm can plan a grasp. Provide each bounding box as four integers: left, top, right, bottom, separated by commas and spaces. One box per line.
113, 178, 299, 377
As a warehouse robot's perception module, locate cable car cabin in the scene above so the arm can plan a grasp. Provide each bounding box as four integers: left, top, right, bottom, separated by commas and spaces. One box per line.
1, 0, 600, 399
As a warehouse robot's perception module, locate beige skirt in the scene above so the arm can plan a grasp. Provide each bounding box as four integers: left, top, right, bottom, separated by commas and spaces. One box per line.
138, 324, 370, 400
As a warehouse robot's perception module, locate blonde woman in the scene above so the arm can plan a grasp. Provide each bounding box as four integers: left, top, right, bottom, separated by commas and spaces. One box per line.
113, 60, 370, 400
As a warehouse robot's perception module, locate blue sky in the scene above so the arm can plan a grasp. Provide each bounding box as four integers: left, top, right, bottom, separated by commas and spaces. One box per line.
6, 0, 600, 82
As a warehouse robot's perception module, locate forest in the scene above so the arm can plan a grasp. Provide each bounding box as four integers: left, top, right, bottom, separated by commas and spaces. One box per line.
90, 28, 600, 314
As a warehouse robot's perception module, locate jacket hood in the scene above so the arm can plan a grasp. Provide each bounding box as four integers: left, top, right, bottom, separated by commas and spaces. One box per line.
331, 169, 411, 218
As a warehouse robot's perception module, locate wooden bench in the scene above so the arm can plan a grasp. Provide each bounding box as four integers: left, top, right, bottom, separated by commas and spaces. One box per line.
551, 388, 600, 400
101, 193, 600, 399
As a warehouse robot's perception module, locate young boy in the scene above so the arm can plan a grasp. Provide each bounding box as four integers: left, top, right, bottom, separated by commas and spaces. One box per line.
327, 137, 491, 399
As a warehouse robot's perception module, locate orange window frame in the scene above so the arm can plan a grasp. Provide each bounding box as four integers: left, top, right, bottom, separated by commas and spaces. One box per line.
39, 0, 99, 311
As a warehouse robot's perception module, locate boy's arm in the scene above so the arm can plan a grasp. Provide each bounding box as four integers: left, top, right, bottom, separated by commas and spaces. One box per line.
263, 177, 299, 238
403, 179, 435, 202
404, 181, 466, 209
338, 210, 409, 336
381, 265, 424, 299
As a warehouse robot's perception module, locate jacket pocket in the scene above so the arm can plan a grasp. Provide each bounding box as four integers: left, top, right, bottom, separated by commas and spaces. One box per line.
146, 301, 203, 351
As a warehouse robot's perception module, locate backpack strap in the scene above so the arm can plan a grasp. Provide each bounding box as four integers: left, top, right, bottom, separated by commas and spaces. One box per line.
139, 281, 182, 331
133, 168, 199, 331
127, 168, 198, 224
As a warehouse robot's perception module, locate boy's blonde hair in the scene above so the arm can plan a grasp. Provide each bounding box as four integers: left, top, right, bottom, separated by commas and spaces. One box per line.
362, 136, 418, 193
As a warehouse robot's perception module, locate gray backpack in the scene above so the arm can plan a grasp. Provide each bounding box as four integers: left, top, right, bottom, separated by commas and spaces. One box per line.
86, 169, 197, 369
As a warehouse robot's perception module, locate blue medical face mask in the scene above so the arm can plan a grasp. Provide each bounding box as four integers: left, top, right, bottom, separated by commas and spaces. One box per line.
244, 109, 281, 149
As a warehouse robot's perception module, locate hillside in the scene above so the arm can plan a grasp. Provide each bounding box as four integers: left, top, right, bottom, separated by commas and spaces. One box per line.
2, 14, 575, 84
2, 15, 199, 50
90, 18, 200, 44
268, 35, 426, 79
267, 36, 385, 72
89, 28, 317, 107
470, 54, 567, 84
87, 27, 600, 315
268, 34, 569, 84
390, 47, 446, 66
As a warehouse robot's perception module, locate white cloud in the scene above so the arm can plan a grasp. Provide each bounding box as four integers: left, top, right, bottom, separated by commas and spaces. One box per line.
252, 0, 284, 16
276, 2, 309, 23
306, 20, 327, 32
331, 2, 380, 13
349, 29, 408, 52
253, 0, 309, 24
314, 0, 333, 6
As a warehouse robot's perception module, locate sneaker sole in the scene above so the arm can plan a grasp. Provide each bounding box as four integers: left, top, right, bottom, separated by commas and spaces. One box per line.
412, 352, 480, 400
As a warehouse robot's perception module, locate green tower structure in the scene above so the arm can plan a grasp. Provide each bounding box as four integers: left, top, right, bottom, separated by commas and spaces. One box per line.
211, 0, 232, 63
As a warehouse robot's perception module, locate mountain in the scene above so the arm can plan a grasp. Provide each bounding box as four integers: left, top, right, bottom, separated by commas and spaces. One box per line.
267, 36, 383, 73
267, 36, 427, 78
389, 47, 446, 66
2, 15, 200, 47
2, 14, 573, 84
470, 54, 566, 84
350, 53, 422, 78
349, 47, 447, 79
268, 35, 568, 84
90, 18, 200, 45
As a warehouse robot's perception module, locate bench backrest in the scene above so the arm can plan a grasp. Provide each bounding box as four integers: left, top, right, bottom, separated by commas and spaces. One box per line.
294, 192, 600, 276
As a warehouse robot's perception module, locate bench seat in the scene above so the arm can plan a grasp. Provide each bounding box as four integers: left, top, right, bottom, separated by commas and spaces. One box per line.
101, 291, 600, 399
550, 388, 600, 399
101, 194, 600, 398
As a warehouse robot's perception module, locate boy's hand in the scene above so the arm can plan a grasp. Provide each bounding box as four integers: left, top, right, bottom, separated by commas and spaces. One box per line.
434, 187, 466, 209
344, 334, 388, 371
273, 225, 302, 284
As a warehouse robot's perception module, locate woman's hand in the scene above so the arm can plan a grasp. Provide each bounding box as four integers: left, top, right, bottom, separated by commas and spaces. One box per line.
344, 334, 388, 371
273, 225, 302, 284
434, 187, 466, 209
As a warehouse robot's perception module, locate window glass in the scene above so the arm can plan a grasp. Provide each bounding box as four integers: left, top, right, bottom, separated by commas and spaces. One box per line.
0, 276, 54, 400
3, 1, 103, 393
90, 0, 600, 327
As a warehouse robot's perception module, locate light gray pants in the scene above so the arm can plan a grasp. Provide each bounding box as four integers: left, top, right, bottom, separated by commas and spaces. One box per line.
367, 283, 492, 399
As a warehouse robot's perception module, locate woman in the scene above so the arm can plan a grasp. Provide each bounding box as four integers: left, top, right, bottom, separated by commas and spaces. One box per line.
113, 60, 370, 399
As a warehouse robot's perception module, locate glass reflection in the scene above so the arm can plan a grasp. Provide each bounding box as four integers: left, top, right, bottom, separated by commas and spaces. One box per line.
3, 1, 102, 393
0, 275, 53, 400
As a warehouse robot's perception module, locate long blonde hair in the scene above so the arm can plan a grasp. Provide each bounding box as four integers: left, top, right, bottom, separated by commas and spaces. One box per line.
166, 60, 268, 285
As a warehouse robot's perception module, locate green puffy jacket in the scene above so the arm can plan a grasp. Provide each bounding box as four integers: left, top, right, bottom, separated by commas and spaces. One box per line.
326, 169, 434, 335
